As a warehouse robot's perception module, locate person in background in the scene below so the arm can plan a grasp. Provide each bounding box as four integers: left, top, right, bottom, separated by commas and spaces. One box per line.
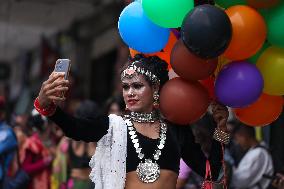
0, 96, 18, 188
224, 120, 246, 168
223, 120, 246, 187
176, 159, 192, 189
21, 109, 53, 189
191, 113, 216, 157
50, 124, 69, 189
67, 100, 98, 189
104, 94, 125, 116
231, 124, 274, 189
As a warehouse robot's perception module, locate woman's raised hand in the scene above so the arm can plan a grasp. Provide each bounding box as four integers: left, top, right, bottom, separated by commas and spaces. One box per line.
211, 101, 229, 131
38, 72, 69, 108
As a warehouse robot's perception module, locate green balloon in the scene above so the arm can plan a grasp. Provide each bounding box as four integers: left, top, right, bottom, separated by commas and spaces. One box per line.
249, 41, 270, 64
263, 3, 284, 47
215, 0, 246, 8
142, 0, 194, 28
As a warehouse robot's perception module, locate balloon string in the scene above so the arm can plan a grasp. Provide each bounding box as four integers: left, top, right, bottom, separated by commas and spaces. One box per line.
216, 56, 226, 75
211, 56, 228, 85
221, 143, 228, 189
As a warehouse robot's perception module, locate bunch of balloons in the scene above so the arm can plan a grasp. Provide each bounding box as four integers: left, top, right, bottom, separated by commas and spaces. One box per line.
214, 1, 284, 127
118, 0, 284, 126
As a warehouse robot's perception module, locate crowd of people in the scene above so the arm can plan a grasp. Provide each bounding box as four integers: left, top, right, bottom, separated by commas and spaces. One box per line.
0, 94, 126, 189
0, 54, 283, 189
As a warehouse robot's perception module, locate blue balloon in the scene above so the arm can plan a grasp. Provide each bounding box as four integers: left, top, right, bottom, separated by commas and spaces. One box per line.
118, 2, 170, 53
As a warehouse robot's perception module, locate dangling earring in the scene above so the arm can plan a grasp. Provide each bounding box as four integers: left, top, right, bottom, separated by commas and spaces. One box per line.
125, 105, 129, 111
153, 91, 159, 109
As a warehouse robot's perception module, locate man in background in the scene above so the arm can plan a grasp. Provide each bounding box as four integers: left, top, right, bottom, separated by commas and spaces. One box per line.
231, 124, 274, 189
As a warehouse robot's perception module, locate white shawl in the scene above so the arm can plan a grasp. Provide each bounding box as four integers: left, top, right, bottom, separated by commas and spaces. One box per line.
89, 114, 127, 189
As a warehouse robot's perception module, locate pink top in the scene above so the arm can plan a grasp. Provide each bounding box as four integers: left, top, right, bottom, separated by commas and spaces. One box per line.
178, 159, 192, 179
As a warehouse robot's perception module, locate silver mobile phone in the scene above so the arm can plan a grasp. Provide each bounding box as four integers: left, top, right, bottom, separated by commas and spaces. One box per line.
54, 59, 71, 97
54, 59, 71, 80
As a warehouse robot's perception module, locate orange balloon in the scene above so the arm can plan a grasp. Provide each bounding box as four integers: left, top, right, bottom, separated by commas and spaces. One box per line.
233, 93, 283, 127
129, 32, 177, 69
129, 48, 138, 58
160, 77, 210, 125
247, 0, 280, 9
223, 5, 267, 60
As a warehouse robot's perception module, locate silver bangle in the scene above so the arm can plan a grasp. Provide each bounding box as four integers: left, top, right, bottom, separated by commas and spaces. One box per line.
213, 127, 230, 144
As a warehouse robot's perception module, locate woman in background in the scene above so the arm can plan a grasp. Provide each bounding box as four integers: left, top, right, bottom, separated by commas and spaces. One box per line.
21, 109, 53, 189
104, 95, 125, 116
67, 100, 98, 189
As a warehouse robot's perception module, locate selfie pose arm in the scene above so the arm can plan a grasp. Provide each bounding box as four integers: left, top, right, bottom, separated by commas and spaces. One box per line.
36, 72, 109, 142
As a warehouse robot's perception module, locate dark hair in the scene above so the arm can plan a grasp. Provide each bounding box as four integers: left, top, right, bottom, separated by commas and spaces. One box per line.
0, 96, 6, 112
233, 124, 256, 138
104, 95, 125, 114
191, 113, 216, 136
121, 54, 169, 89
75, 100, 100, 118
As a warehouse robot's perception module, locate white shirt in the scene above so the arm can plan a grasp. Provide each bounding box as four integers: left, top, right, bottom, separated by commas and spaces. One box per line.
231, 146, 274, 189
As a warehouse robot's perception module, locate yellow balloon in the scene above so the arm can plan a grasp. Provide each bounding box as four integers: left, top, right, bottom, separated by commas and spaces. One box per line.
256, 46, 284, 95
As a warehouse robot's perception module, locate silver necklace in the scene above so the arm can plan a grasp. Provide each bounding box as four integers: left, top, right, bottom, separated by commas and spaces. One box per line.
128, 111, 159, 123
124, 117, 167, 183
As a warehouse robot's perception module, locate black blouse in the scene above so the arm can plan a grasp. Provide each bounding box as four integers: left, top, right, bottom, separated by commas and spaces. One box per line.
49, 108, 222, 180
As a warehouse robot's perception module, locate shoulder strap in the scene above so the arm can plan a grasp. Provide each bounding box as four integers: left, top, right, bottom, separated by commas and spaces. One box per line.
205, 160, 212, 180
254, 144, 268, 150
254, 144, 272, 156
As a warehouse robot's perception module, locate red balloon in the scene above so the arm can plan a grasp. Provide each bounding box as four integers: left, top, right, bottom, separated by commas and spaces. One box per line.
160, 77, 210, 125
171, 40, 218, 81
200, 76, 216, 101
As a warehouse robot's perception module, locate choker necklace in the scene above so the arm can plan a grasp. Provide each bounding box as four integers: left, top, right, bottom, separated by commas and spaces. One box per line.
127, 111, 159, 123
124, 117, 167, 183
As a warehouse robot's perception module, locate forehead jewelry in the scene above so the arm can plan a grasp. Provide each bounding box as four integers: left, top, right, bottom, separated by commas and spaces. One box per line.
121, 61, 160, 85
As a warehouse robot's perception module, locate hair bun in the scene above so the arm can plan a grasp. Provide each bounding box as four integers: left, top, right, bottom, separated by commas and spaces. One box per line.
131, 54, 169, 87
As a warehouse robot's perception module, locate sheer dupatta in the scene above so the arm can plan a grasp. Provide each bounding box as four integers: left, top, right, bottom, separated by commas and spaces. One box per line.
89, 114, 127, 189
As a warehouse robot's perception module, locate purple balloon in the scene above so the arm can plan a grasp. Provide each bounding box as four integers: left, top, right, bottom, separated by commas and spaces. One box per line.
215, 61, 264, 108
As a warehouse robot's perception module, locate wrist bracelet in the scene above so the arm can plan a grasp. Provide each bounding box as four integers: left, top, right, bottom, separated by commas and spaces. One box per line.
213, 127, 230, 144
34, 97, 56, 116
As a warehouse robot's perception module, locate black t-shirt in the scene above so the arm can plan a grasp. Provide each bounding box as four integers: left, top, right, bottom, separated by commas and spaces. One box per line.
49, 108, 222, 180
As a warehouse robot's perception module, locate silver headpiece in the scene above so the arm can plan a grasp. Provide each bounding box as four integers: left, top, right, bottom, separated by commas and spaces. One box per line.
121, 61, 160, 85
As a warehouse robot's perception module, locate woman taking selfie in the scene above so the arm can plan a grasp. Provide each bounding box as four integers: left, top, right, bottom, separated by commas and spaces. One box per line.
33, 55, 229, 189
